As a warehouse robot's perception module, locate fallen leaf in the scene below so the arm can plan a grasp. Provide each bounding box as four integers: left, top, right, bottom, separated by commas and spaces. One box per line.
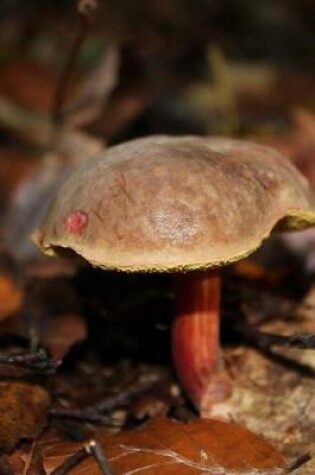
0, 381, 51, 453
43, 417, 286, 474
5, 435, 61, 475
0, 250, 24, 322
0, 289, 85, 361
40, 312, 86, 361
0, 61, 56, 113
0, 273, 24, 321
3, 442, 35, 474
234, 260, 287, 286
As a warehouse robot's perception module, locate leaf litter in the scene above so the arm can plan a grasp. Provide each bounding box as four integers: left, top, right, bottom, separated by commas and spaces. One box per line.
0, 1, 314, 474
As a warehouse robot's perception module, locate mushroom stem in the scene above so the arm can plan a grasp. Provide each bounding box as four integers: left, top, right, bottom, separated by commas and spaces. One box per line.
172, 271, 231, 414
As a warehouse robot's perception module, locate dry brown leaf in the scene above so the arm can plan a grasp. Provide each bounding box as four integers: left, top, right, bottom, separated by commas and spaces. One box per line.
0, 62, 56, 113
3, 442, 35, 474
40, 312, 86, 361
234, 260, 287, 286
0, 381, 51, 453
0, 309, 86, 362
4, 435, 62, 475
0, 273, 24, 321
43, 418, 286, 474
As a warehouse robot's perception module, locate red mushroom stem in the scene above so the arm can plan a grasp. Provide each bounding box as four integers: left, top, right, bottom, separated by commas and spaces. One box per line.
172, 271, 231, 413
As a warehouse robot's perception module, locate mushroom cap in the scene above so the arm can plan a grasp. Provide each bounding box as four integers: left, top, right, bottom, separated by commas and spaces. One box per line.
32, 136, 315, 272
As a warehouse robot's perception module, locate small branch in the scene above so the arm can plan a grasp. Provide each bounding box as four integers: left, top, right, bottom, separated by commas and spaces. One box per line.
50, 447, 89, 475
0, 347, 60, 372
51, 407, 121, 426
233, 322, 315, 350
286, 452, 312, 473
51, 380, 158, 426
52, 0, 98, 128
87, 440, 114, 475
50, 439, 113, 475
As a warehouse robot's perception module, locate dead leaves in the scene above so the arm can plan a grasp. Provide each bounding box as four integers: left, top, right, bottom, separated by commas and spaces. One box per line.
42, 418, 286, 475
0, 62, 56, 114
0, 381, 51, 452
0, 273, 23, 321
39, 312, 86, 361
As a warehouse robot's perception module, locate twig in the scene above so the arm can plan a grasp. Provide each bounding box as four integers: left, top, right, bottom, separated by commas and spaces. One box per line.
51, 407, 121, 426
50, 440, 113, 475
233, 322, 315, 350
51, 381, 158, 424
50, 447, 89, 475
52, 0, 98, 127
0, 347, 60, 372
87, 440, 114, 475
286, 452, 312, 473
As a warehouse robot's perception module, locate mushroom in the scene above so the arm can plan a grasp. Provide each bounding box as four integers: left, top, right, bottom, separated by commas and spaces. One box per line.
32, 136, 315, 415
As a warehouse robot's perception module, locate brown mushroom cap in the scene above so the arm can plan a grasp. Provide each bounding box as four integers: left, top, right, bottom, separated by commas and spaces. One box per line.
32, 136, 315, 272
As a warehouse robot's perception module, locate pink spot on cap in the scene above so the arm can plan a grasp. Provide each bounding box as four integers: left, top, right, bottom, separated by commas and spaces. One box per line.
65, 210, 88, 235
